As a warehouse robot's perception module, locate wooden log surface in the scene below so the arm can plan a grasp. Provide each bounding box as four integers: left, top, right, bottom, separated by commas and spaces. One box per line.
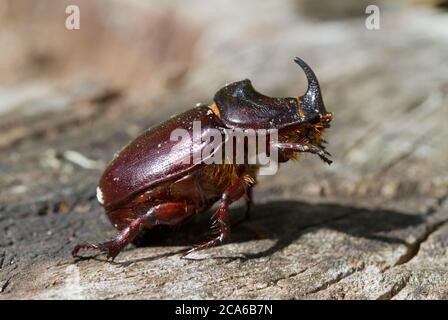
1, 0, 448, 299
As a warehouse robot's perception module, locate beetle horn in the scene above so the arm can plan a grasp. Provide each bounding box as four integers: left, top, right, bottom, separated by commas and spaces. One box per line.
294, 57, 327, 116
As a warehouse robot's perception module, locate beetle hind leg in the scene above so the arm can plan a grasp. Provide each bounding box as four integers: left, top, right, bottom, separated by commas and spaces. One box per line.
72, 202, 193, 261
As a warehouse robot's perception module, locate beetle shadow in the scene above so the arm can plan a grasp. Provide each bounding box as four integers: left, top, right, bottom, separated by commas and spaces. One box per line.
130, 200, 424, 262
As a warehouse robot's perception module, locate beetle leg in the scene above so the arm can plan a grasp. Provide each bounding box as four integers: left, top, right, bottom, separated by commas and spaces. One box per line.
235, 184, 253, 226
183, 175, 254, 256
274, 142, 332, 165
244, 185, 253, 221
72, 202, 192, 261
229, 185, 254, 230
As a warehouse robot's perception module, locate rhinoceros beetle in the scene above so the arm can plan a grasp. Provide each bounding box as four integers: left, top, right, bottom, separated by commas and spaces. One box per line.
72, 57, 333, 260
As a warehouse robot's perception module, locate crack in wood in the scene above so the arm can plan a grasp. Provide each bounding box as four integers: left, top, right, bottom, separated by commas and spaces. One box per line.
376, 273, 411, 300
0, 276, 12, 294
393, 196, 448, 267
393, 219, 448, 267
268, 268, 309, 289
373, 197, 448, 300
306, 262, 366, 295
0, 252, 5, 269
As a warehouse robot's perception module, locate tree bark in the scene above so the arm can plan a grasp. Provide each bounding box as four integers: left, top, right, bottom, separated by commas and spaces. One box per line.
1, 0, 448, 299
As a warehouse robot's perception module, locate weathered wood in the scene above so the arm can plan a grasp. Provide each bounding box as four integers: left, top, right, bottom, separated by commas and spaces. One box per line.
1, 0, 448, 299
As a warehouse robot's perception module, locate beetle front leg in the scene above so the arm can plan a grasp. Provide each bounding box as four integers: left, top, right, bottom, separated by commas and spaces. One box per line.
275, 142, 332, 165
183, 175, 255, 256
72, 202, 192, 261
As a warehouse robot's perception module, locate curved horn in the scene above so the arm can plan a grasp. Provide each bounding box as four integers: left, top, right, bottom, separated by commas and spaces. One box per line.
294, 57, 326, 115
294, 57, 320, 88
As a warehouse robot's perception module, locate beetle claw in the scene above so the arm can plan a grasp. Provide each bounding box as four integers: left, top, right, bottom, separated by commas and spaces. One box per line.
72, 242, 98, 257
181, 235, 226, 257
180, 246, 199, 257
72, 240, 123, 261
319, 153, 332, 164
317, 151, 332, 165
315, 147, 332, 165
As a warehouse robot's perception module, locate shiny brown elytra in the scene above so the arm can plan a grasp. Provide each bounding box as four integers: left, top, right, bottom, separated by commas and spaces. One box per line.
72, 57, 333, 260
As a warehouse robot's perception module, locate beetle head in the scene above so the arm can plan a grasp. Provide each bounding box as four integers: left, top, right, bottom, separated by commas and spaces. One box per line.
212, 57, 331, 130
